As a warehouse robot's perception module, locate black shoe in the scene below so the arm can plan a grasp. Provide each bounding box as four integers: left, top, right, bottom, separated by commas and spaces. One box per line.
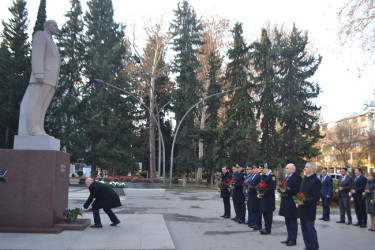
324, 218, 330, 221
260, 229, 270, 235
220, 214, 225, 217
353, 222, 361, 226
90, 224, 103, 228
110, 220, 120, 226
286, 241, 296, 246
224, 215, 230, 219
336, 220, 345, 223
253, 226, 262, 231
280, 240, 288, 244
232, 218, 238, 222
360, 224, 367, 228
346, 221, 352, 225
237, 220, 245, 224
248, 224, 255, 228
318, 217, 324, 220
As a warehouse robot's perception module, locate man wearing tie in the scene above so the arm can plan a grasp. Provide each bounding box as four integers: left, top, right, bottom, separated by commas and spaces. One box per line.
279, 163, 302, 246
335, 167, 353, 224
319, 168, 333, 221
350, 168, 368, 227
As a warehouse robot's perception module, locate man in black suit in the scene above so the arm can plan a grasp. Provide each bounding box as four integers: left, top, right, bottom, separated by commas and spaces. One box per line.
81, 178, 122, 228
297, 162, 322, 250
220, 165, 232, 219
335, 167, 353, 224
248, 164, 262, 230
258, 163, 276, 235
319, 168, 333, 221
350, 168, 368, 228
233, 164, 246, 224
279, 163, 302, 246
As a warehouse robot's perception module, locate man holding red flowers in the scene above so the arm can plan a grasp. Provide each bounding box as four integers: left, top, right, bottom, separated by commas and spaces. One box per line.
220, 165, 232, 219
279, 163, 302, 246
297, 162, 322, 250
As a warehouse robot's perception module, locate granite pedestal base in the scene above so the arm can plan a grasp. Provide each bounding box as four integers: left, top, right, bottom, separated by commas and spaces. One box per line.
0, 149, 70, 233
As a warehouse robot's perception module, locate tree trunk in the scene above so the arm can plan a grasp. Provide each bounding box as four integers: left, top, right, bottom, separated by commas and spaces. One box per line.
182, 171, 187, 187
196, 105, 207, 184
149, 78, 156, 178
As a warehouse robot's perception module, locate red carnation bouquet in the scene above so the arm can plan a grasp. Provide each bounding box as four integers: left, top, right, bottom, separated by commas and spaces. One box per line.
293, 192, 306, 207
277, 181, 290, 198
226, 179, 234, 190
243, 181, 249, 191
255, 182, 268, 195
218, 181, 227, 191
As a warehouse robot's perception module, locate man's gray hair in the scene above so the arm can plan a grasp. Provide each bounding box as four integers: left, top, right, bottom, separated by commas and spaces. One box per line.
306, 161, 317, 172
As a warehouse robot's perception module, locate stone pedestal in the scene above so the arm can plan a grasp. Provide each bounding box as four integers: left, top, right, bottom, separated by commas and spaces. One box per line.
0, 149, 70, 233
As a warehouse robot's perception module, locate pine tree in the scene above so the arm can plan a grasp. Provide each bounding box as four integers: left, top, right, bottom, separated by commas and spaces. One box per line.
0, 0, 30, 148
276, 25, 322, 170
82, 0, 139, 175
224, 22, 258, 164
32, 0, 46, 35
169, 0, 203, 184
250, 28, 281, 167
45, 0, 85, 161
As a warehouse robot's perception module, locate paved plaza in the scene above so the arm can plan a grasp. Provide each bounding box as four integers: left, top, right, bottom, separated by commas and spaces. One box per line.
0, 186, 373, 250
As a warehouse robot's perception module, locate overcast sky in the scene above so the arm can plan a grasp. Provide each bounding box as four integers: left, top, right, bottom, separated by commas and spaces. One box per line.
1, 0, 374, 123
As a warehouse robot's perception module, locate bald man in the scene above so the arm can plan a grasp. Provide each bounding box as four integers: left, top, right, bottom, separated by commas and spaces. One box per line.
82, 178, 121, 228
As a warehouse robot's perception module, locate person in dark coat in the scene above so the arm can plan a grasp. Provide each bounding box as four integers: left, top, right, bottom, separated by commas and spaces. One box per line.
362, 172, 375, 231
258, 163, 276, 235
82, 178, 122, 228
349, 168, 368, 227
297, 162, 322, 250
335, 167, 352, 224
231, 165, 238, 222
279, 163, 302, 246
243, 164, 254, 226
220, 165, 232, 219
233, 164, 246, 223
248, 164, 262, 230
319, 168, 333, 221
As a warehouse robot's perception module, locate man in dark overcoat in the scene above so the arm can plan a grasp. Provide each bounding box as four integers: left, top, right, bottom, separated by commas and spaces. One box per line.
350, 168, 368, 227
258, 163, 276, 235
233, 163, 246, 223
335, 167, 352, 224
319, 168, 333, 221
220, 165, 232, 218
297, 162, 322, 250
279, 163, 302, 246
248, 164, 262, 230
82, 178, 122, 228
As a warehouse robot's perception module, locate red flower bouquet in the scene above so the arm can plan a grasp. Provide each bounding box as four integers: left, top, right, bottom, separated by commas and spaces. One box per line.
277, 181, 290, 198
226, 179, 234, 190
218, 182, 227, 191
293, 192, 306, 207
255, 182, 268, 195
243, 181, 249, 191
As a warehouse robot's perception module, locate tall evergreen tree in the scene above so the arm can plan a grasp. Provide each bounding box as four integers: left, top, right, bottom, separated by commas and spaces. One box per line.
0, 0, 30, 148
45, 0, 85, 161
276, 25, 322, 170
82, 0, 139, 176
250, 29, 281, 167
224, 22, 258, 164
169, 0, 203, 184
32, 0, 46, 35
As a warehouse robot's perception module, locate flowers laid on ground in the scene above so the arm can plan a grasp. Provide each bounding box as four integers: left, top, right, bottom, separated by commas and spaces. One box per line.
293, 192, 306, 207
255, 182, 268, 195
63, 208, 82, 222
109, 181, 125, 188
277, 181, 290, 198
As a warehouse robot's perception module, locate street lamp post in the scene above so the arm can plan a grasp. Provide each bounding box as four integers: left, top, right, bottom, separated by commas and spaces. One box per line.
169, 86, 242, 188
94, 79, 167, 186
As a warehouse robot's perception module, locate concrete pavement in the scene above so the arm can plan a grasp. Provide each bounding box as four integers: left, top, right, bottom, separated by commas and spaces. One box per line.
0, 187, 373, 250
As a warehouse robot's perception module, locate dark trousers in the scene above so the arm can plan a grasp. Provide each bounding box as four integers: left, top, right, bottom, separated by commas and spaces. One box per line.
300, 219, 319, 250
321, 195, 331, 219
251, 209, 261, 227
247, 204, 255, 224
223, 197, 231, 217
232, 197, 238, 218
235, 201, 246, 220
285, 216, 298, 242
261, 212, 273, 233
92, 206, 119, 225
339, 197, 352, 222
353, 198, 367, 225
